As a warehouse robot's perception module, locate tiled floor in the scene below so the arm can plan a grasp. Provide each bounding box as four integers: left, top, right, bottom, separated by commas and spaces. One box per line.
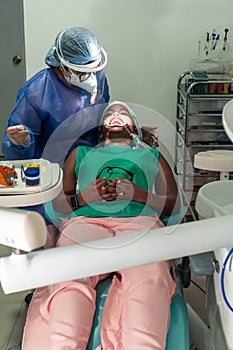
184, 273, 208, 349
184, 275, 208, 324
0, 246, 208, 350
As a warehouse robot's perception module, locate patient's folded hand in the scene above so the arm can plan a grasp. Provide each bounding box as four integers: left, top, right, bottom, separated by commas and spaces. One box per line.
116, 179, 147, 203
101, 179, 118, 201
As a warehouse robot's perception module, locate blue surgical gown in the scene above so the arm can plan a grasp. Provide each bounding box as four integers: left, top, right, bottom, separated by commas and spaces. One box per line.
2, 68, 110, 161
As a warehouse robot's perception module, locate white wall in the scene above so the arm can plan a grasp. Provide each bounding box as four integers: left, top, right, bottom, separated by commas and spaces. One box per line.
23, 0, 233, 124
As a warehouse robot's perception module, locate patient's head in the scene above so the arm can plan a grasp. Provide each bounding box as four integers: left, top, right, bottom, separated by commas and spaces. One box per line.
100, 101, 142, 144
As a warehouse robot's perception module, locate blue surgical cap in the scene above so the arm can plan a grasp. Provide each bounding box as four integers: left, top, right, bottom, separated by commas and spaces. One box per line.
45, 26, 105, 67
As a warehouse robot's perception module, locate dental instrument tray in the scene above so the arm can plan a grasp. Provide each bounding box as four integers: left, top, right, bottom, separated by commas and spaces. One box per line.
0, 158, 59, 194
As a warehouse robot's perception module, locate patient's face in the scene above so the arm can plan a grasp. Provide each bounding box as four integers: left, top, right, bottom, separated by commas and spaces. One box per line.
103, 104, 134, 128
101, 104, 135, 142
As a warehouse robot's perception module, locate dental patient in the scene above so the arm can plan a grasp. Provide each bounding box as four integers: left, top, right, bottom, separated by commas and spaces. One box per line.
22, 101, 180, 350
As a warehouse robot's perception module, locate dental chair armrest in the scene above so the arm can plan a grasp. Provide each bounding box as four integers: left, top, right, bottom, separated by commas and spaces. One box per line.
189, 252, 215, 276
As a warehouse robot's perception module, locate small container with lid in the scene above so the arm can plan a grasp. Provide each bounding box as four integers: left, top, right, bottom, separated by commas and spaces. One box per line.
24, 166, 40, 186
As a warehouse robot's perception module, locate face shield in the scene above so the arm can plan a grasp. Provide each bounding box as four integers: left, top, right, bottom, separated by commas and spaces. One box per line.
56, 31, 107, 93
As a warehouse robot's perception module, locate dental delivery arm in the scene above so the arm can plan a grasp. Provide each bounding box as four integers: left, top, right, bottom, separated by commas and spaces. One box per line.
0, 207, 46, 252
1, 212, 233, 294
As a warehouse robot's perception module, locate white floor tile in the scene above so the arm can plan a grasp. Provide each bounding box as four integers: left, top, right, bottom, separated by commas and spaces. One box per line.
0, 300, 27, 350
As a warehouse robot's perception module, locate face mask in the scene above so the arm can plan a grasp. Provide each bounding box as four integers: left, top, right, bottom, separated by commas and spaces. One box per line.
62, 67, 98, 93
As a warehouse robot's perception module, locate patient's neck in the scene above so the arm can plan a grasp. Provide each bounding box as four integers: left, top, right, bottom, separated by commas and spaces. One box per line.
104, 138, 131, 147
104, 127, 132, 147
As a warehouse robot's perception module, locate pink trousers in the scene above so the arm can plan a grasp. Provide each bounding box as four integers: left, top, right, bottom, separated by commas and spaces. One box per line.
22, 216, 176, 350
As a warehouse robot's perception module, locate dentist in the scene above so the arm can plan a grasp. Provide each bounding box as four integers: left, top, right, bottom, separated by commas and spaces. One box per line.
2, 26, 110, 160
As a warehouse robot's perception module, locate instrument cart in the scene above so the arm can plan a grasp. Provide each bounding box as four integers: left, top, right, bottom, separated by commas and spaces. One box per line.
175, 71, 233, 220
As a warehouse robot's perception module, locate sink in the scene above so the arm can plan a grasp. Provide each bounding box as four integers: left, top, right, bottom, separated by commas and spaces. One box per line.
195, 180, 233, 218
194, 150, 233, 172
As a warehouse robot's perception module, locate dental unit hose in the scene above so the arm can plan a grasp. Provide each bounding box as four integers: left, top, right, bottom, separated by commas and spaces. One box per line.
130, 133, 151, 149
221, 247, 233, 312
123, 125, 150, 149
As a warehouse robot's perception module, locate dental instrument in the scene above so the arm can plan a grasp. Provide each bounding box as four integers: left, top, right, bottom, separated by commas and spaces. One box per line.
210, 32, 216, 51
213, 34, 220, 50
20, 165, 25, 182
204, 32, 210, 56
0, 165, 18, 186
197, 41, 201, 57
223, 28, 229, 50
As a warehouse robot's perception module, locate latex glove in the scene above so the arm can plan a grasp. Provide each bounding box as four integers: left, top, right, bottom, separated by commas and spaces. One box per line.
7, 124, 30, 146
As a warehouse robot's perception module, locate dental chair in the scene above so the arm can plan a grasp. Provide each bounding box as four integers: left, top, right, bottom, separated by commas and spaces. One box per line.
42, 196, 189, 350
3, 108, 190, 349
87, 262, 188, 350
4, 199, 188, 350
42, 115, 190, 348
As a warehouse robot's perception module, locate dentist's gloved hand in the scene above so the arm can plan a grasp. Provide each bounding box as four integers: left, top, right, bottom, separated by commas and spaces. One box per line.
7, 124, 30, 147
